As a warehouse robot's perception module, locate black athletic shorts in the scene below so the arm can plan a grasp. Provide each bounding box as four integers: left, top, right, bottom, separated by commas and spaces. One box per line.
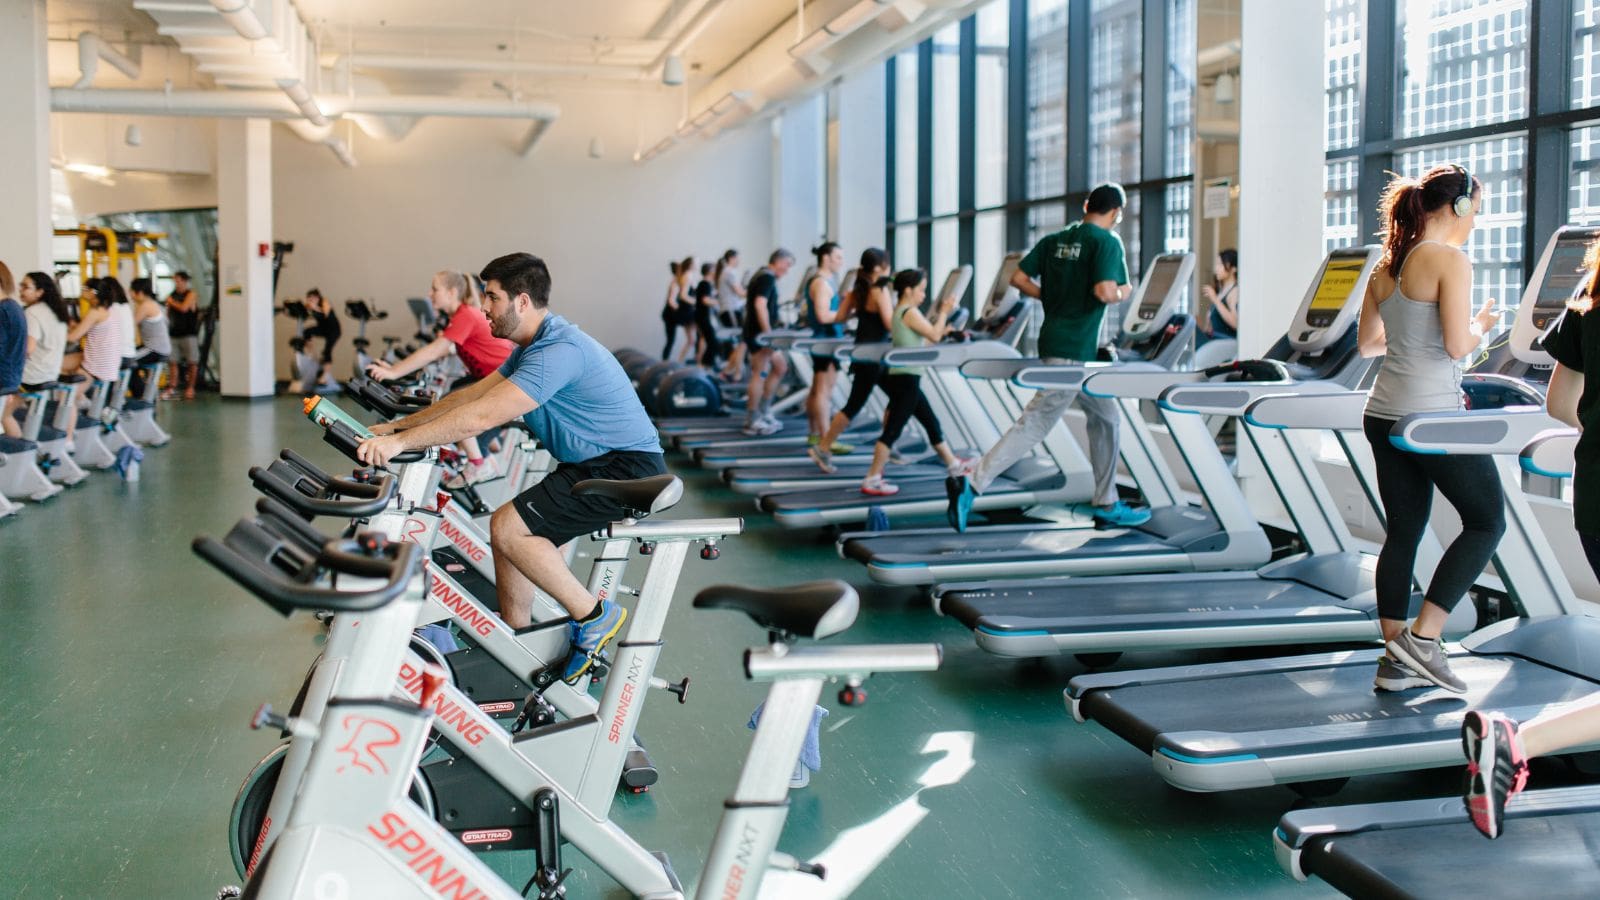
512, 450, 668, 546
811, 354, 839, 373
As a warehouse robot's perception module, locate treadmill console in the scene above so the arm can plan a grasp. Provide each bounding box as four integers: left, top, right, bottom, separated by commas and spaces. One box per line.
1287, 246, 1378, 354
980, 252, 1025, 321
1121, 253, 1194, 337
1509, 224, 1600, 365
932, 264, 974, 314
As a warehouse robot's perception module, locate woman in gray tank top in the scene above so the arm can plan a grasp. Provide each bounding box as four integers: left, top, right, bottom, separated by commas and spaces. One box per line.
1360, 165, 1505, 695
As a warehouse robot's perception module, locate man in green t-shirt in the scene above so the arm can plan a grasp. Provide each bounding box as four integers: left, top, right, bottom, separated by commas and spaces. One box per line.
947, 183, 1150, 532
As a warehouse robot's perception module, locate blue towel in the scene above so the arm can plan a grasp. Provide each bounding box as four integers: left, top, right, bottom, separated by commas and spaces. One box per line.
748, 702, 829, 772
114, 445, 144, 480
866, 505, 890, 532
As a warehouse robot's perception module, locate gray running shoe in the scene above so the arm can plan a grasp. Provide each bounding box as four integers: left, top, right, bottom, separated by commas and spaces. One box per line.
1386, 629, 1467, 693
1373, 654, 1431, 692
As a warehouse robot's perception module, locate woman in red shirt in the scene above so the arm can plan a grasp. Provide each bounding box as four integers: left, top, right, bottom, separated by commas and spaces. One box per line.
367, 270, 513, 482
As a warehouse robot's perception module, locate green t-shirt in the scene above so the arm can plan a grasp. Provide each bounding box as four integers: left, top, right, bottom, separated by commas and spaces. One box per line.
1540, 307, 1600, 534
1018, 221, 1129, 361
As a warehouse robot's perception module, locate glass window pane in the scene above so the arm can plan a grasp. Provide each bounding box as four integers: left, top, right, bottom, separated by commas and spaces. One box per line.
932, 25, 961, 216
1398, 0, 1529, 139
1089, 0, 1141, 185
1324, 158, 1360, 252
895, 51, 919, 222
895, 224, 919, 271
1573, 0, 1600, 108
1027, 0, 1068, 199
1569, 125, 1600, 225
976, 210, 1007, 305
1027, 204, 1067, 247
1166, 0, 1196, 178
976, 0, 1009, 209
1165, 182, 1192, 254
1326, 0, 1363, 151
933, 219, 960, 284
1397, 135, 1527, 309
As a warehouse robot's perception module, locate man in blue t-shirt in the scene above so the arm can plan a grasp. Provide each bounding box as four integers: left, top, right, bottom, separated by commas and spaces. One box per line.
359, 252, 665, 682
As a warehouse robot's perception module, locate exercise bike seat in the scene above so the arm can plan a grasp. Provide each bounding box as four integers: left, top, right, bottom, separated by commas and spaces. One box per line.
692, 580, 858, 639
571, 474, 682, 516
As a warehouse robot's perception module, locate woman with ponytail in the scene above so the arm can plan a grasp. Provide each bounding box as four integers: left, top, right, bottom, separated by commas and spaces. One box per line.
808, 247, 891, 472
1359, 164, 1505, 695
803, 241, 850, 449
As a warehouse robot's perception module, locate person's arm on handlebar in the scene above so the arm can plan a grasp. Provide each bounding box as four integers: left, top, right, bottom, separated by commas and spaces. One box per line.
367, 336, 453, 382
368, 372, 502, 435
358, 378, 533, 466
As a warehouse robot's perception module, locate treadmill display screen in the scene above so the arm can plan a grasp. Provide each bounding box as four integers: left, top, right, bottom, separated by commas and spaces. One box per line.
1529, 238, 1591, 333
1136, 257, 1183, 320
935, 268, 966, 307
983, 253, 1024, 318
1306, 257, 1365, 327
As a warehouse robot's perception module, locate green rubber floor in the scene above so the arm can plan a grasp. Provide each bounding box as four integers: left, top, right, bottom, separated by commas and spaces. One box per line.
0, 397, 1409, 898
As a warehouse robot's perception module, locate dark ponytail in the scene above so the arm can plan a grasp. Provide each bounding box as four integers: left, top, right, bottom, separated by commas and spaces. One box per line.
852, 247, 889, 308
812, 241, 840, 263
1376, 164, 1481, 279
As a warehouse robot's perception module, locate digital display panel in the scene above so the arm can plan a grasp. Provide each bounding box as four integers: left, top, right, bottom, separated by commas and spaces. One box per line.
1137, 257, 1183, 319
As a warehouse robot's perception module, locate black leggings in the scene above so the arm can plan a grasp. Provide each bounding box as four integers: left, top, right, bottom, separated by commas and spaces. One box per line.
1364, 415, 1506, 621
695, 304, 721, 367
662, 307, 677, 359
878, 373, 943, 448
839, 362, 882, 422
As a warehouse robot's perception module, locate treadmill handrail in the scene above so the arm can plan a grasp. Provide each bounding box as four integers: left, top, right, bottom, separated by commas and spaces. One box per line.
1243, 391, 1369, 430
959, 357, 1043, 380
1012, 360, 1164, 391
846, 342, 893, 363
1390, 408, 1561, 455
880, 341, 1022, 367
1276, 783, 1600, 850
1081, 369, 1205, 400
1160, 380, 1348, 416
1520, 428, 1579, 478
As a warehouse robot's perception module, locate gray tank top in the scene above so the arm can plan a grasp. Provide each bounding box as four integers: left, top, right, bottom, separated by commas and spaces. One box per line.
1364, 241, 1465, 420
139, 307, 172, 357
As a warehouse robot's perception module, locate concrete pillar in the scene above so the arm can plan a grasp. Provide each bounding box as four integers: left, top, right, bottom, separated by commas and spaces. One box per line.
1237, 4, 1325, 357
216, 119, 276, 398
0, 0, 52, 273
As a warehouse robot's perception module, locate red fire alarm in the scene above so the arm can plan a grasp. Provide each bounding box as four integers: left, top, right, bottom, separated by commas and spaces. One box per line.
258, 242, 270, 257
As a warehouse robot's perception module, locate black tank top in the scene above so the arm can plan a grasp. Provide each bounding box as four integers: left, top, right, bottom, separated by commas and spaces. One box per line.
854, 290, 888, 344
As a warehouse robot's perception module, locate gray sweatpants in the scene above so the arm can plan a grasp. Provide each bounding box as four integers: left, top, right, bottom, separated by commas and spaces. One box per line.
970, 356, 1120, 507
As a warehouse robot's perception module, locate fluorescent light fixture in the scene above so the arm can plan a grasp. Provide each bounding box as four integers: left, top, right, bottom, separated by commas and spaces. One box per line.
825, 0, 883, 35
789, 29, 832, 60
691, 108, 717, 129
789, 0, 888, 67
63, 162, 114, 178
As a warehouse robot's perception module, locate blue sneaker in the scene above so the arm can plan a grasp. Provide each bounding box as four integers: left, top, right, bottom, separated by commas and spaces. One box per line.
565, 599, 628, 683
1093, 501, 1152, 528
945, 475, 976, 533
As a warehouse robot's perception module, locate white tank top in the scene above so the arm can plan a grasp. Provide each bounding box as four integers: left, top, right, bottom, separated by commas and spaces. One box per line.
110, 302, 137, 359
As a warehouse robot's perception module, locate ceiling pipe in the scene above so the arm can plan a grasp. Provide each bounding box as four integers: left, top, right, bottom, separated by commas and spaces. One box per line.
208, 0, 268, 41
51, 88, 561, 124
281, 118, 355, 167
517, 120, 553, 157
647, 0, 733, 79
344, 54, 644, 82
72, 32, 142, 89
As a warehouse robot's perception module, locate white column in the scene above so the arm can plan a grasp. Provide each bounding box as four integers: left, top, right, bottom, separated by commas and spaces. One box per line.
216, 119, 276, 398
1237, 4, 1325, 358
0, 0, 52, 272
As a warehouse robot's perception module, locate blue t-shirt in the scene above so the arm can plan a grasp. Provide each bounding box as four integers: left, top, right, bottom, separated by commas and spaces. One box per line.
0, 299, 26, 390
497, 314, 661, 463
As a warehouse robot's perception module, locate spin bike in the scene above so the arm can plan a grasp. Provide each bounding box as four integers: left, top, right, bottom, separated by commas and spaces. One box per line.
199, 512, 940, 899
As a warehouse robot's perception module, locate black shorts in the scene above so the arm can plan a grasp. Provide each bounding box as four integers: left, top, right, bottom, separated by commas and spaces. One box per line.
512, 450, 668, 546
811, 354, 839, 373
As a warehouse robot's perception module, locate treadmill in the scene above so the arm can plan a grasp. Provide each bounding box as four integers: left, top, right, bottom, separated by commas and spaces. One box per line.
836, 247, 1380, 583
935, 386, 1470, 660
693, 266, 979, 470
1064, 232, 1599, 794
722, 257, 1115, 493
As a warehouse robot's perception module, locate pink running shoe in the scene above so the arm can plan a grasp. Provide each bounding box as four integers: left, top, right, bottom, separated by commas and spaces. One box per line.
1462, 710, 1529, 839
861, 475, 900, 496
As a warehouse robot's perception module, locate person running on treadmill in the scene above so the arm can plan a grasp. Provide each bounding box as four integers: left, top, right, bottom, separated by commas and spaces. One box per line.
859, 269, 975, 495
1359, 165, 1504, 695
356, 252, 665, 683
945, 183, 1146, 533
693, 262, 721, 368
366, 269, 514, 484
740, 249, 796, 435
809, 247, 891, 473
1459, 235, 1600, 838
804, 242, 853, 451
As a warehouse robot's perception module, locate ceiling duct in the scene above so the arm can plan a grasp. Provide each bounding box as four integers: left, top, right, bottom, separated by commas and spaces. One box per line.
72, 32, 142, 90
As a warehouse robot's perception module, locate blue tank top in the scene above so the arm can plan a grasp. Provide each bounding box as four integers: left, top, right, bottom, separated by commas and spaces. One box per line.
804, 275, 844, 340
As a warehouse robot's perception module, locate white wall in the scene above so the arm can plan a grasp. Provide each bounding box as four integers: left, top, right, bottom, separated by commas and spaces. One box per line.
269, 86, 773, 369
772, 94, 827, 296
836, 66, 888, 257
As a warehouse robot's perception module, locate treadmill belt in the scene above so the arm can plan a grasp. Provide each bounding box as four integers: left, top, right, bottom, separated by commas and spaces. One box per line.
942, 577, 1353, 632
854, 528, 1162, 566
762, 476, 1023, 513
1305, 813, 1600, 900
1084, 655, 1598, 758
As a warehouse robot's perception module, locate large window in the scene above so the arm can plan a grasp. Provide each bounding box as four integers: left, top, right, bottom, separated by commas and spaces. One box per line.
931, 24, 961, 216
1399, 135, 1526, 308
893, 50, 918, 223
976, 2, 1009, 210
1027, 0, 1068, 201
1397, 0, 1528, 139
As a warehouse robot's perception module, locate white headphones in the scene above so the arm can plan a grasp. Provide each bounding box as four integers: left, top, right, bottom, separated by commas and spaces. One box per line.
1451, 164, 1474, 218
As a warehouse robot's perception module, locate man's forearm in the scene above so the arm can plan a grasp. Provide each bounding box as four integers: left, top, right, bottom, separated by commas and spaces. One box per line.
396, 402, 498, 452
390, 383, 477, 430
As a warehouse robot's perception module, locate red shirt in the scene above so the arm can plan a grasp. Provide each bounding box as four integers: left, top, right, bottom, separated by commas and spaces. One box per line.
442, 306, 514, 378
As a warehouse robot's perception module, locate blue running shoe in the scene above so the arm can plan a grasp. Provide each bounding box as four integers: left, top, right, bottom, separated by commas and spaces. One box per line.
565, 599, 628, 683
945, 475, 976, 533
1093, 501, 1152, 528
